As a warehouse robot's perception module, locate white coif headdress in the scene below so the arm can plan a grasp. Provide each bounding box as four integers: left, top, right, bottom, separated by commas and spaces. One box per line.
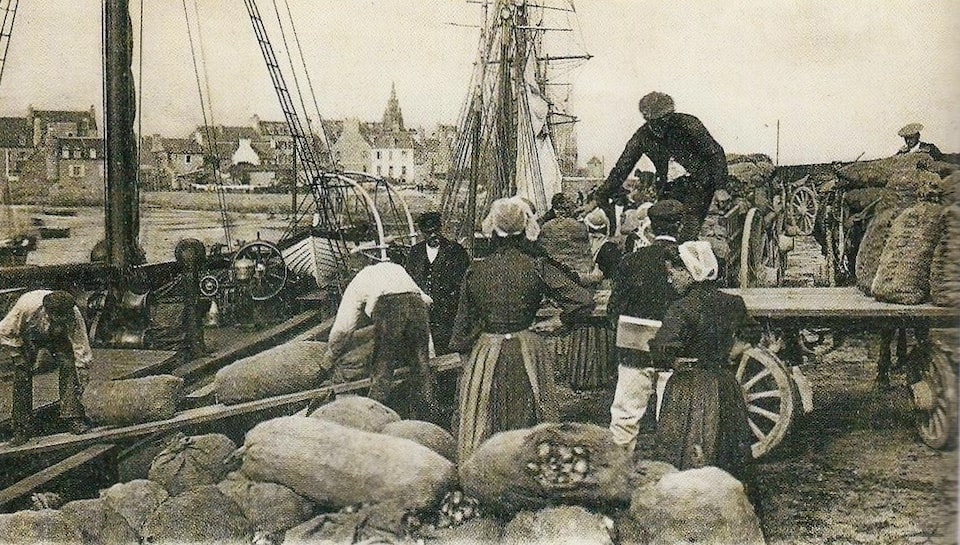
678, 240, 718, 282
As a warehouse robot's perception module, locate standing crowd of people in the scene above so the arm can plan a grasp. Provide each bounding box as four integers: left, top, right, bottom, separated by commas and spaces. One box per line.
2, 90, 941, 518
319, 91, 763, 499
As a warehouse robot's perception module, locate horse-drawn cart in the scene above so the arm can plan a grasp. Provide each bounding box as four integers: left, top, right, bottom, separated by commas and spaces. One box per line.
604, 287, 958, 458
724, 287, 958, 456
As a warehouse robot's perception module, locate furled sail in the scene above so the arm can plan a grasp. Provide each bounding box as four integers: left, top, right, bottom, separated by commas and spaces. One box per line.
440, 0, 590, 247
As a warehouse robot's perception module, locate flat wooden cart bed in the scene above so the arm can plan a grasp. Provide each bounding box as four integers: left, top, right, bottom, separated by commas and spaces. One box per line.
723, 287, 958, 455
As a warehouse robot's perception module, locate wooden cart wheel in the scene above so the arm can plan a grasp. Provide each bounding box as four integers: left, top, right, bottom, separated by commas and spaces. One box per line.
738, 207, 782, 287
790, 185, 818, 236
914, 341, 958, 450
735, 347, 796, 458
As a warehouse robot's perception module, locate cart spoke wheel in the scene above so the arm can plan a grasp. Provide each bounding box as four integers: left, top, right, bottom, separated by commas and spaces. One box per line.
790, 186, 818, 235
738, 207, 784, 288
915, 341, 958, 450
735, 347, 795, 458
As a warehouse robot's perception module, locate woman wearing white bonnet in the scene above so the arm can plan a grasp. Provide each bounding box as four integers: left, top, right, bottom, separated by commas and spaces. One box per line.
448, 197, 595, 460
648, 240, 762, 506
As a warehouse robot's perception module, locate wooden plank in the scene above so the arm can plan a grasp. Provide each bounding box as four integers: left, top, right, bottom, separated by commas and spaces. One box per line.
723, 287, 960, 320
0, 353, 463, 460
171, 310, 322, 383
0, 444, 115, 507
289, 317, 335, 343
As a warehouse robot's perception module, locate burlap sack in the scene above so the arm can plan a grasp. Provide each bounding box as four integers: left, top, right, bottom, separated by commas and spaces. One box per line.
214, 341, 328, 404
99, 479, 168, 534
872, 202, 945, 304
216, 471, 314, 533
459, 422, 632, 514
935, 171, 960, 204
630, 467, 764, 545
240, 416, 455, 510
930, 205, 960, 307
501, 506, 613, 545
855, 207, 903, 295
427, 517, 504, 545
148, 432, 237, 496
328, 325, 376, 382
539, 217, 592, 275
380, 420, 457, 461
0, 510, 83, 544
725, 153, 772, 166
886, 169, 940, 193
844, 187, 898, 214
728, 160, 775, 189
59, 498, 139, 545
837, 154, 932, 189
309, 395, 400, 432
82, 375, 183, 426
140, 485, 251, 545
283, 500, 416, 545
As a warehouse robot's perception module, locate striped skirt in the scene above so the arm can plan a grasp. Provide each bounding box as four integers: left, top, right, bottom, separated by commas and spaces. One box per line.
556, 320, 616, 391
456, 330, 559, 462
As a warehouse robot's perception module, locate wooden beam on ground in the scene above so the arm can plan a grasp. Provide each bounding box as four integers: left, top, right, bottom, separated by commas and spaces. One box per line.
172, 310, 322, 383
0, 353, 462, 460
0, 444, 115, 507
289, 317, 335, 343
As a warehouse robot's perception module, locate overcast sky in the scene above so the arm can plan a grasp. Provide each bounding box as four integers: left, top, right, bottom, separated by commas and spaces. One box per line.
2, 1, 957, 167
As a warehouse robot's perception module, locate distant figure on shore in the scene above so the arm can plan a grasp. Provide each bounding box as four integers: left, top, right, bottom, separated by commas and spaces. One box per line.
896, 123, 943, 161
589, 91, 728, 241
1, 290, 94, 445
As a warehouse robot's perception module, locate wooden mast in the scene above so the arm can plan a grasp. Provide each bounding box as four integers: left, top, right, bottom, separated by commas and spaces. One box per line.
103, 0, 139, 268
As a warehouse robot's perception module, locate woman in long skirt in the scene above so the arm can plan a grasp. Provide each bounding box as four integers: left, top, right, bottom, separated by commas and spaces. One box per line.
449, 198, 595, 461
649, 241, 758, 482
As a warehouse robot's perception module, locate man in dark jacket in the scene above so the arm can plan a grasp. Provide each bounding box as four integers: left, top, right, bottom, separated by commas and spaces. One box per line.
607, 199, 685, 453
405, 211, 471, 354
895, 123, 943, 161
591, 92, 727, 241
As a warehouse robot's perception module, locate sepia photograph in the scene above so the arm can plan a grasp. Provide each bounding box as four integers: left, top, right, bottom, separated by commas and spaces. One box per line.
0, 1, 956, 543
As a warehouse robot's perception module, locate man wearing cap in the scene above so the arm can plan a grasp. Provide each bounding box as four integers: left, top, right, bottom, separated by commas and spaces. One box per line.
895, 123, 943, 161
590, 91, 728, 241
607, 199, 684, 454
0, 290, 94, 445
327, 246, 440, 423
404, 211, 471, 354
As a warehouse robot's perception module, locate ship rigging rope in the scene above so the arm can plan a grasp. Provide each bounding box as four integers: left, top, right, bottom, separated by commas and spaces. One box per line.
275, 0, 336, 168
268, 0, 327, 236
181, 0, 233, 248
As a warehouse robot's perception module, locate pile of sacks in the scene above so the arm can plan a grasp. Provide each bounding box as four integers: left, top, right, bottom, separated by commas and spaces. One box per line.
0, 396, 767, 544
837, 153, 958, 194
851, 166, 959, 306
725, 153, 777, 210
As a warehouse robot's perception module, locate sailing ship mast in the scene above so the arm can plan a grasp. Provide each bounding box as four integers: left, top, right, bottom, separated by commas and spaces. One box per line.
103, 0, 140, 268
440, 0, 590, 248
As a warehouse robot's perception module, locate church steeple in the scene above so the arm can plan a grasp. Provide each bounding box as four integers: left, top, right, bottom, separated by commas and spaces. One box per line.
382, 82, 405, 132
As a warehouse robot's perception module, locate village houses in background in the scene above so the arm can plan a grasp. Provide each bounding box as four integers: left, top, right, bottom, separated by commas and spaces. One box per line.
0, 84, 595, 200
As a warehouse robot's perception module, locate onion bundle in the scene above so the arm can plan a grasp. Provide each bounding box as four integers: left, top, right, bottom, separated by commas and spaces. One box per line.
526, 441, 591, 488
437, 490, 480, 528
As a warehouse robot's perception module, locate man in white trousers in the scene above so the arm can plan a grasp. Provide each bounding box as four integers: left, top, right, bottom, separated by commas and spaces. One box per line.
607, 199, 685, 453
